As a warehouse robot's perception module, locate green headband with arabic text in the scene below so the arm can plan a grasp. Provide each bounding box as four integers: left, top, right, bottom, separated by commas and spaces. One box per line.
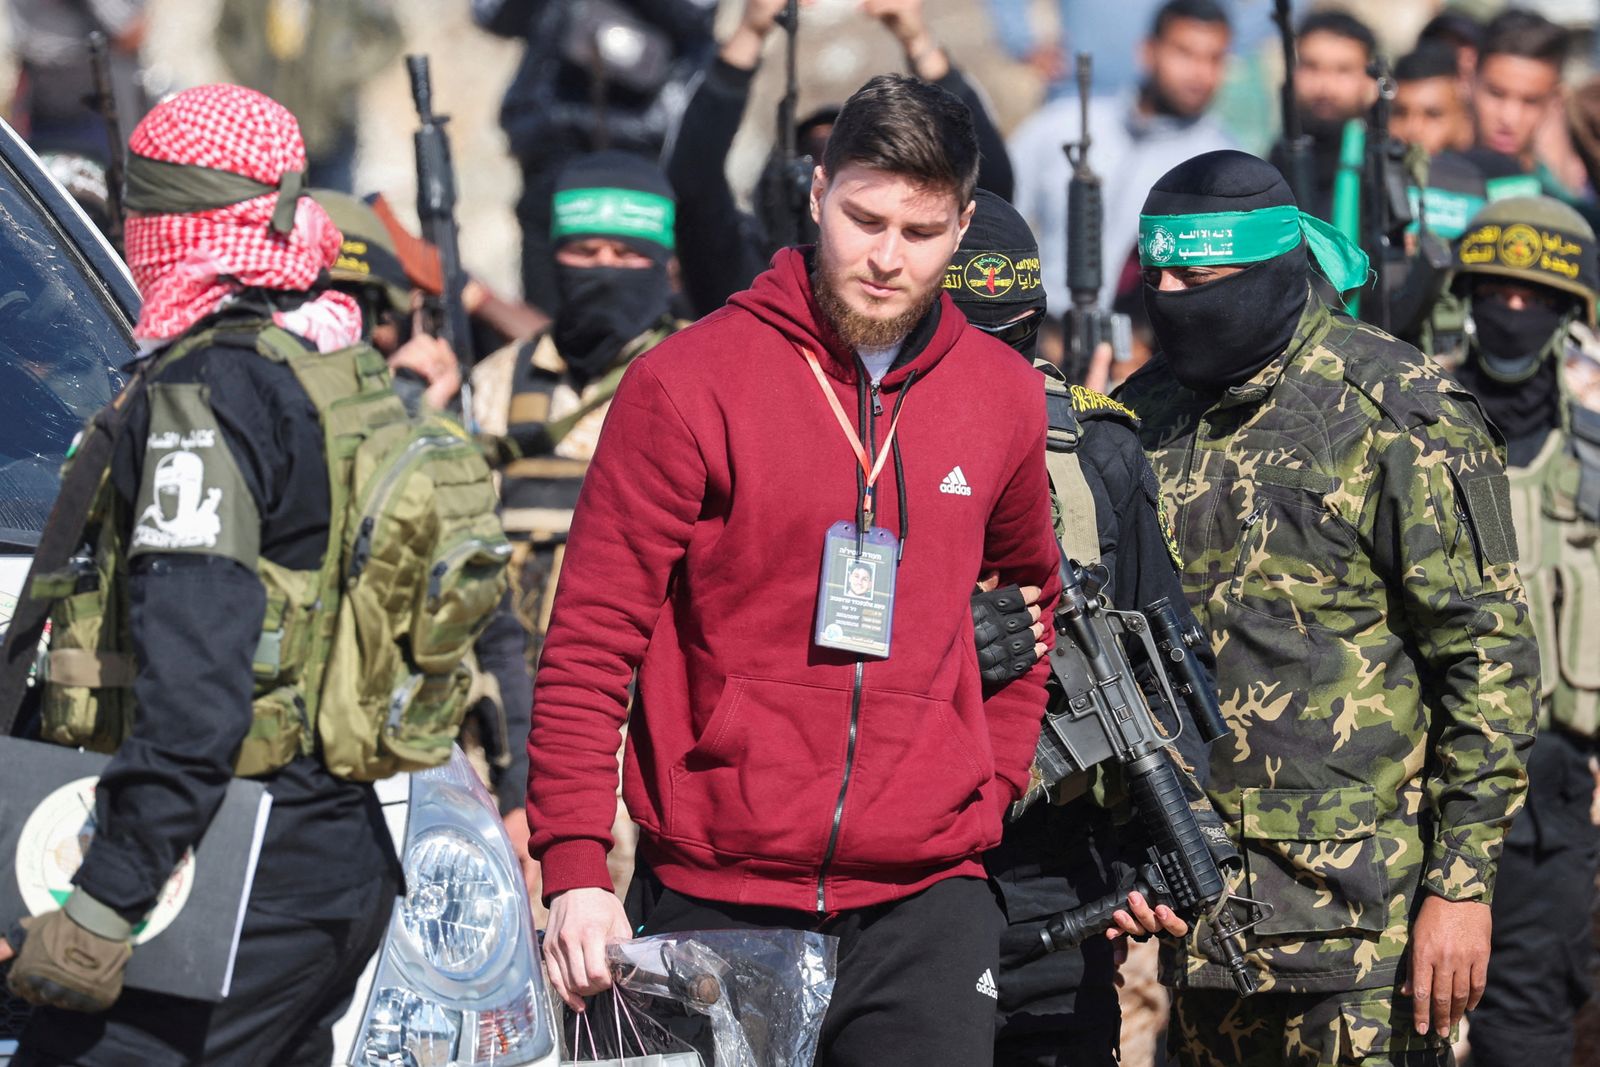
1138, 205, 1370, 292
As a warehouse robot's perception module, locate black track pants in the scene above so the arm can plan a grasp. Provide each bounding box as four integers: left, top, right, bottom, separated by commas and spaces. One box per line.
641, 875, 1006, 1067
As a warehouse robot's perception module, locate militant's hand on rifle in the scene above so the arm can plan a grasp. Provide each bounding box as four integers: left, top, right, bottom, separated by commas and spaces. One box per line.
388, 332, 462, 413
721, 0, 812, 70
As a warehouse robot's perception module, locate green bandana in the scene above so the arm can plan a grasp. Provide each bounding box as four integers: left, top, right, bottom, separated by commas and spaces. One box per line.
1138, 205, 1370, 293
551, 187, 676, 251
125, 154, 305, 234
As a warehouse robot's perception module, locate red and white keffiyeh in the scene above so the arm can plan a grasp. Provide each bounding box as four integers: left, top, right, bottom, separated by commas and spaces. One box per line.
124, 84, 362, 351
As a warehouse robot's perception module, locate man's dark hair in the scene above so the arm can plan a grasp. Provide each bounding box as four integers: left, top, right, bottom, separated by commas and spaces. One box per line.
1296, 10, 1376, 60
822, 74, 979, 205
1419, 10, 1483, 52
1395, 42, 1460, 84
1151, 0, 1230, 41
1479, 10, 1568, 68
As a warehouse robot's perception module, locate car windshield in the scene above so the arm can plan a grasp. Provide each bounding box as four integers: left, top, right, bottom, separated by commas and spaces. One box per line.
0, 164, 128, 551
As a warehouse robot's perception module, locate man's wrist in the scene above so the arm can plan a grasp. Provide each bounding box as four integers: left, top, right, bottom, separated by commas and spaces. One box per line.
903, 36, 948, 80
63, 889, 135, 942
720, 24, 766, 70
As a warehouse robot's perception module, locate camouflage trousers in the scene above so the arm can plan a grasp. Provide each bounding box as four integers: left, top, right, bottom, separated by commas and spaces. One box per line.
1170, 987, 1454, 1067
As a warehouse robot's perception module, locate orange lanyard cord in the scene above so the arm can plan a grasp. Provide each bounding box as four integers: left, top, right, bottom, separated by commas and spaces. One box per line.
801, 346, 906, 497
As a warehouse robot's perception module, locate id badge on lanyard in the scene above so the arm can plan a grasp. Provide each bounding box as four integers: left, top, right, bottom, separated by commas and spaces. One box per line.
797, 345, 907, 659
815, 521, 899, 658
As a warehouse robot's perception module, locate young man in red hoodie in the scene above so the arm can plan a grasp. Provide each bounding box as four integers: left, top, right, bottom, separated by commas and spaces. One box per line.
526, 74, 1062, 1063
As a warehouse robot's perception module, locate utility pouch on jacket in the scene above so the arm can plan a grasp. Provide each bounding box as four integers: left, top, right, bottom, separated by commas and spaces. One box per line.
25, 322, 509, 781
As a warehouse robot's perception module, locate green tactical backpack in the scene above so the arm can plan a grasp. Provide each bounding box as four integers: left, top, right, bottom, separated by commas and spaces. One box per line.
28, 321, 509, 781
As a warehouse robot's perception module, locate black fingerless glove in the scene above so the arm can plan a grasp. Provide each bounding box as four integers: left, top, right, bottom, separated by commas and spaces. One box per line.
972, 583, 1038, 686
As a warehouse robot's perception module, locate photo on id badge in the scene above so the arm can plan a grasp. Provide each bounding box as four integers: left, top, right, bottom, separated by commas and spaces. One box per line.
815, 521, 898, 658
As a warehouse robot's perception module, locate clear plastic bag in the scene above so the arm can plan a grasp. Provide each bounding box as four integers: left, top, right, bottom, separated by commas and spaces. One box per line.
606, 930, 838, 1067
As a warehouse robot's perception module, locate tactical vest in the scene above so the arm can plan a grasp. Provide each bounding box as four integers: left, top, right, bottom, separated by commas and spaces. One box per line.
1038, 362, 1101, 565
1506, 407, 1600, 736
33, 322, 510, 780
498, 325, 676, 543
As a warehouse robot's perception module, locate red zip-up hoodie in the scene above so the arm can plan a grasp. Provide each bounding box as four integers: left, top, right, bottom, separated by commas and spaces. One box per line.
527, 248, 1061, 911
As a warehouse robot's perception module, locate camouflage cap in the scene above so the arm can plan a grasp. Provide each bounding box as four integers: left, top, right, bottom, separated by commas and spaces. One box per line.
1456, 196, 1598, 324
311, 189, 412, 316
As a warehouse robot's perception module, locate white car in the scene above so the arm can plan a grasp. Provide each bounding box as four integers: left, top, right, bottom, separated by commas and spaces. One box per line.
0, 123, 559, 1067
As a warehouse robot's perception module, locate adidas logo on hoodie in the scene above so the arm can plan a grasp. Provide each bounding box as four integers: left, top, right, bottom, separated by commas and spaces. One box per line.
975, 968, 999, 999
940, 466, 973, 496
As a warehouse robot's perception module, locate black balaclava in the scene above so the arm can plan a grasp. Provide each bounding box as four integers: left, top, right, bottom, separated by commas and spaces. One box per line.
1142, 151, 1311, 392
550, 151, 676, 382
1458, 286, 1572, 448
945, 188, 1047, 359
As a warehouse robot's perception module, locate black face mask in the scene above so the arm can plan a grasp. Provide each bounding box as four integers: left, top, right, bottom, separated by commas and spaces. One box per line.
967, 306, 1044, 361
1456, 346, 1562, 449
552, 265, 672, 380
1468, 297, 1567, 384
1145, 245, 1308, 392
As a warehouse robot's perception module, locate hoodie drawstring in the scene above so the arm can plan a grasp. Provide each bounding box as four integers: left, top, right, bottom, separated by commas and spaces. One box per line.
889, 370, 916, 560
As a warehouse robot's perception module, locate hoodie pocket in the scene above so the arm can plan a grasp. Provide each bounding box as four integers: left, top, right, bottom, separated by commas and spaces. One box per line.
834, 689, 994, 868
666, 676, 845, 862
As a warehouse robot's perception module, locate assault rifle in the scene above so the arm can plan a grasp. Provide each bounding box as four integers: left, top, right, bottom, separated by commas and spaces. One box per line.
1062, 53, 1128, 386
1273, 0, 1314, 209
1362, 56, 1416, 332
406, 54, 475, 424
763, 0, 813, 249
85, 31, 125, 253
1020, 556, 1269, 997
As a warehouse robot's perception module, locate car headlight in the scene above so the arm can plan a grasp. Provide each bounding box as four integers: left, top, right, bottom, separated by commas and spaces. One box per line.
400, 828, 511, 978
351, 748, 557, 1067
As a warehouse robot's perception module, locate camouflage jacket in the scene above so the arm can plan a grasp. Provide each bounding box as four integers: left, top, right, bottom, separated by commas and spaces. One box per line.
1117, 292, 1538, 995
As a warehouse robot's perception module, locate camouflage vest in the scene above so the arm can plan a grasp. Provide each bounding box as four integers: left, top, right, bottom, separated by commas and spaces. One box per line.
33, 322, 509, 781
498, 325, 675, 542
1506, 408, 1600, 736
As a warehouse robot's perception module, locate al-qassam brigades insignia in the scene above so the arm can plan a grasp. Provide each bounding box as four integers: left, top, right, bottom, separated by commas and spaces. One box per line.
1146, 226, 1177, 264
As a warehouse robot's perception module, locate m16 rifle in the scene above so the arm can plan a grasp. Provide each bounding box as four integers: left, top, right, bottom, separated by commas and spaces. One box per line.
762, 0, 813, 249
85, 31, 126, 253
1019, 555, 1269, 997
1362, 56, 1416, 332
1062, 53, 1128, 386
406, 54, 476, 427
1273, 0, 1314, 209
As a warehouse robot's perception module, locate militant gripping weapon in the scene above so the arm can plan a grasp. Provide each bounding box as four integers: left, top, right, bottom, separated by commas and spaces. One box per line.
1272, 0, 1314, 209
763, 0, 813, 249
1062, 53, 1128, 386
406, 54, 476, 424
85, 31, 126, 253
1022, 556, 1269, 997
